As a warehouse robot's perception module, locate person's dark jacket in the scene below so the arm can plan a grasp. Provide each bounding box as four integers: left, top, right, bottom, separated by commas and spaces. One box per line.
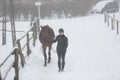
52, 35, 68, 53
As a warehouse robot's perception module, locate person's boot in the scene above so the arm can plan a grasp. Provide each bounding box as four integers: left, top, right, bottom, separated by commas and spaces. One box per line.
58, 62, 62, 72
62, 61, 65, 71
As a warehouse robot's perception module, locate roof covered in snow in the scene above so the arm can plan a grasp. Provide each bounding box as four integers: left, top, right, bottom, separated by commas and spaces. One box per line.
92, 0, 113, 11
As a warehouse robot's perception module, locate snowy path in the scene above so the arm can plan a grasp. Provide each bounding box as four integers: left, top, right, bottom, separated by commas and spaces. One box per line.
20, 15, 120, 80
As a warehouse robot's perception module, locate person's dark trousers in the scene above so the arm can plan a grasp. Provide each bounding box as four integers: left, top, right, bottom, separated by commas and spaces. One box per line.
57, 50, 66, 71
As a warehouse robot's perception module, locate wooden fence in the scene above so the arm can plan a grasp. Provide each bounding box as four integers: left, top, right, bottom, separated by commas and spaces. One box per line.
0, 22, 38, 80
104, 13, 120, 34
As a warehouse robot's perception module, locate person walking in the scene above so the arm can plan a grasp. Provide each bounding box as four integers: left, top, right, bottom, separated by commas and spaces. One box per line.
49, 28, 68, 72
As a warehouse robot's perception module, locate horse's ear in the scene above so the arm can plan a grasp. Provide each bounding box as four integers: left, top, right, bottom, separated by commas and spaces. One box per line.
46, 25, 50, 27
41, 26, 43, 29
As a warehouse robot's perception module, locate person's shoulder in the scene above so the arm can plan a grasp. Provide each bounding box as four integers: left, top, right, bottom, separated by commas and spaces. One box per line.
64, 35, 68, 39
56, 35, 60, 37
63, 35, 67, 37
56, 35, 60, 39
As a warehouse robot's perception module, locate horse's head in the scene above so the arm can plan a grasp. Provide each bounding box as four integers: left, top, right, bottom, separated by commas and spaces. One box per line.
41, 25, 50, 36
41, 25, 49, 29
40, 25, 55, 42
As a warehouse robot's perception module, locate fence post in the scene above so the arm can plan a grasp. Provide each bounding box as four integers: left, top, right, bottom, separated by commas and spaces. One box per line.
0, 69, 2, 80
107, 15, 109, 27
36, 18, 40, 33
113, 14, 115, 30
104, 13, 107, 23
111, 17, 114, 30
16, 39, 25, 67
27, 33, 31, 56
13, 48, 19, 80
35, 24, 37, 40
32, 28, 35, 47
33, 22, 37, 38
32, 26, 37, 47
117, 20, 119, 34
113, 14, 115, 18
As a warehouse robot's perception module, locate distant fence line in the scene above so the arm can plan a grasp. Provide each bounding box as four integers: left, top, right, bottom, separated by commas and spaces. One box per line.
104, 13, 120, 34
0, 21, 38, 80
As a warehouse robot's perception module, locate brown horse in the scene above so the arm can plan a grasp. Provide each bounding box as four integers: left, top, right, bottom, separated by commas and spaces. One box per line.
39, 25, 55, 66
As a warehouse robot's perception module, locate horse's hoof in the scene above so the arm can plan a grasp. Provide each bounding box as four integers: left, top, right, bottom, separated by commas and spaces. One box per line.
48, 58, 51, 63
44, 64, 47, 67
48, 61, 51, 63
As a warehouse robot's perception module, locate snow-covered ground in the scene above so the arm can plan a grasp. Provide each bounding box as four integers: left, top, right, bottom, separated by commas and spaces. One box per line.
1, 14, 120, 80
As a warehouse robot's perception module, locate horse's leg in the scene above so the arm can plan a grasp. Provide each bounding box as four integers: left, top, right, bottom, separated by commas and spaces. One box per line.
43, 47, 47, 67
48, 47, 51, 63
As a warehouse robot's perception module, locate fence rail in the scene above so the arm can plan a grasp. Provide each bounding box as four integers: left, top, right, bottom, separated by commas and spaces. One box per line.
104, 13, 120, 34
0, 29, 25, 33
0, 21, 38, 80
